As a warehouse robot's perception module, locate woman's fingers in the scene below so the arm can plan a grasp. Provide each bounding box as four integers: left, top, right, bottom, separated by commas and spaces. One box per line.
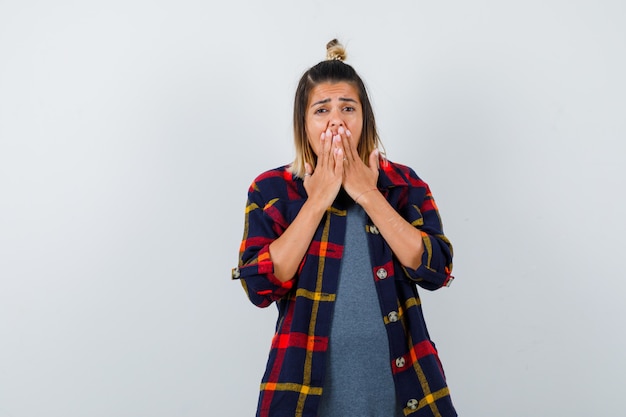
318, 130, 330, 168
333, 144, 344, 174
369, 148, 380, 172
304, 162, 313, 180
338, 127, 355, 162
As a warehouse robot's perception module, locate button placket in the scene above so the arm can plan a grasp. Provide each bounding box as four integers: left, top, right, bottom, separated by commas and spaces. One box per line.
406, 398, 419, 410
395, 356, 406, 368
376, 268, 388, 280
387, 311, 399, 322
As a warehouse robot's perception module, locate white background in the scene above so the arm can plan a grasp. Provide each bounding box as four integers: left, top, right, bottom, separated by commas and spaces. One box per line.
1, 1, 625, 416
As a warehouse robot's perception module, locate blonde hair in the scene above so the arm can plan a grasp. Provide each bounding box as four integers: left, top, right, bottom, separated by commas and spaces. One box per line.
325, 38, 347, 61
290, 39, 383, 178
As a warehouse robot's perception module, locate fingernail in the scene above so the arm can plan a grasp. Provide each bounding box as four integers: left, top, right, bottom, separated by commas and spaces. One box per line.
338, 126, 345, 135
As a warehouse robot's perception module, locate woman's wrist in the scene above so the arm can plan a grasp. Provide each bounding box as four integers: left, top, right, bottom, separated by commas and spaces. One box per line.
354, 188, 378, 204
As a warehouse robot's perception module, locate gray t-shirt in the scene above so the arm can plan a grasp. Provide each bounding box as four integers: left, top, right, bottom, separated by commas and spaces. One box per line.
317, 203, 404, 417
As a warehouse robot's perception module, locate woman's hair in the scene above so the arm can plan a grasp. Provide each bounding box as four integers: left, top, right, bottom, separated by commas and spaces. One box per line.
290, 39, 383, 178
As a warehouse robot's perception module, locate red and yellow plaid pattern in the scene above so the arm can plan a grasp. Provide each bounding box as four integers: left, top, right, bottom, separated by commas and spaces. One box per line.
233, 160, 456, 417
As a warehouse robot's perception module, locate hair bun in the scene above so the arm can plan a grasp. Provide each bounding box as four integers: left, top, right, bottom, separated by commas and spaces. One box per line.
326, 39, 347, 61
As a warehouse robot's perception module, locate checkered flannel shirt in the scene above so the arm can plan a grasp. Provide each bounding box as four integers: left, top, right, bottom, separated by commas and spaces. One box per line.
232, 159, 457, 417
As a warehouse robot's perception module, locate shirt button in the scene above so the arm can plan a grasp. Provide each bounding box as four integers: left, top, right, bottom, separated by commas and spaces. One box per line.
376, 268, 388, 280
370, 225, 379, 234
395, 357, 406, 368
388, 311, 399, 322
407, 399, 419, 410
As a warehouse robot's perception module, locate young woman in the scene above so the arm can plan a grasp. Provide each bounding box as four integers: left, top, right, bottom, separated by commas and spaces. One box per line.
232, 39, 457, 417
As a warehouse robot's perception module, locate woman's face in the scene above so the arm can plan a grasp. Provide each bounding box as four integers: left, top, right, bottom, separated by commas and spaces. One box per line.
305, 82, 363, 156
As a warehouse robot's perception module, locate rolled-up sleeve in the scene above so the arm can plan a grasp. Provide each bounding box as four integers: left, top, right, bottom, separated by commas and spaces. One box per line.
400, 169, 454, 290
232, 181, 295, 307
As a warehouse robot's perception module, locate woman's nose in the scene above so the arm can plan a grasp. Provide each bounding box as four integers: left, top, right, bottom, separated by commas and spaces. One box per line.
329, 112, 344, 128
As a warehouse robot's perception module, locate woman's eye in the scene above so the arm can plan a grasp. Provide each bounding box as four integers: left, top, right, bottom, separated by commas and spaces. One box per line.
314, 108, 328, 114
343, 106, 355, 112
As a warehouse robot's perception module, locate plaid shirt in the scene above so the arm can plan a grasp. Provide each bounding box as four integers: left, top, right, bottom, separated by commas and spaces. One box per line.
232, 159, 457, 417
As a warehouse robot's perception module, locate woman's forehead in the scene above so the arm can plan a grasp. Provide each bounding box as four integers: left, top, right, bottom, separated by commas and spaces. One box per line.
309, 82, 360, 103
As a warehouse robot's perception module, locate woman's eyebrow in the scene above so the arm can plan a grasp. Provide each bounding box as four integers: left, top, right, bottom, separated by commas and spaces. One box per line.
311, 98, 331, 106
311, 97, 357, 106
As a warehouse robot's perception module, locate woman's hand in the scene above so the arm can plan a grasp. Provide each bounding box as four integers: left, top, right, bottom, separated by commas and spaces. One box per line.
269, 128, 346, 282
334, 126, 379, 201
303, 128, 345, 210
